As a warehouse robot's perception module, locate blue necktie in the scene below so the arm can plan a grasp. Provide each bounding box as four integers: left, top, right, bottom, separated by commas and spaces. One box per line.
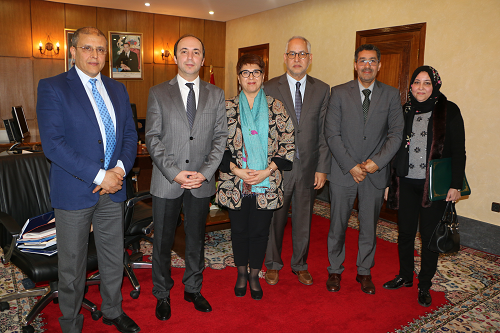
89, 78, 116, 170
186, 83, 196, 129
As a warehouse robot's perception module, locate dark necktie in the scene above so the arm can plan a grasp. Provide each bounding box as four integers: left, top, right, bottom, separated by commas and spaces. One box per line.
186, 83, 196, 129
89, 78, 115, 170
295, 81, 302, 123
362, 89, 371, 123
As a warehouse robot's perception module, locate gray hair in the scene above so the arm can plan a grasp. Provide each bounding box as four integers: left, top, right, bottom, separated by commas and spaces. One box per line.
285, 36, 311, 53
71, 27, 107, 47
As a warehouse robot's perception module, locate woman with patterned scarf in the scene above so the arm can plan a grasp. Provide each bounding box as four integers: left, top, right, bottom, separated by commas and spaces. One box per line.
383, 66, 466, 307
216, 53, 295, 300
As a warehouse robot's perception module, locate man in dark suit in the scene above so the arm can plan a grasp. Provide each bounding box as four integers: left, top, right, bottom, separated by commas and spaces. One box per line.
114, 42, 139, 72
263, 36, 330, 286
145, 35, 227, 320
324, 44, 404, 295
36, 27, 139, 333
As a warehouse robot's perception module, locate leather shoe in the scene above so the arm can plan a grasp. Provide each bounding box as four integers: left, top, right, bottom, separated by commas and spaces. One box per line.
292, 269, 313, 285
383, 275, 413, 290
155, 297, 171, 321
265, 269, 279, 285
184, 291, 212, 312
326, 273, 341, 292
356, 274, 375, 294
418, 289, 432, 307
103, 313, 140, 333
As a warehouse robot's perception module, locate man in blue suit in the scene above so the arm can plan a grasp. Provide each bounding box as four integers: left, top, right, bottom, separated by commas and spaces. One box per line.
37, 27, 139, 333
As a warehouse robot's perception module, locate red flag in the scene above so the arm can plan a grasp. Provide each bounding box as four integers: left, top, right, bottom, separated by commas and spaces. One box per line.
209, 65, 215, 85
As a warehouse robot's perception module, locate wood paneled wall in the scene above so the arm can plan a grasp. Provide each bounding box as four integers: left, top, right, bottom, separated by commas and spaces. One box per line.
0, 0, 226, 140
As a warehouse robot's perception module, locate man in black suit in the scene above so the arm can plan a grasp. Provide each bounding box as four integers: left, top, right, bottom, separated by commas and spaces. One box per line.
114, 42, 139, 72
264, 36, 330, 286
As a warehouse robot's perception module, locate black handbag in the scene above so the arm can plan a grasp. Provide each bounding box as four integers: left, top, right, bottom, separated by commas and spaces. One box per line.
428, 201, 460, 253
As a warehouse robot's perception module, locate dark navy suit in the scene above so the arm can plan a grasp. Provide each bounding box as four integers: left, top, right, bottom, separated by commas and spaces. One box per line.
37, 66, 137, 332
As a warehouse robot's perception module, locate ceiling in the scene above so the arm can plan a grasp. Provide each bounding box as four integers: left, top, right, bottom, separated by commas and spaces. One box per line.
48, 0, 305, 22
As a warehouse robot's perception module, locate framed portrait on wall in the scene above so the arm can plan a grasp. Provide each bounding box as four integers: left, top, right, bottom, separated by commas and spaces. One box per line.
64, 29, 77, 72
109, 31, 143, 80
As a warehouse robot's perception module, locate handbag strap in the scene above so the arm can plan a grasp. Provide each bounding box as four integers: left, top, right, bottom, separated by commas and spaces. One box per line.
441, 201, 458, 225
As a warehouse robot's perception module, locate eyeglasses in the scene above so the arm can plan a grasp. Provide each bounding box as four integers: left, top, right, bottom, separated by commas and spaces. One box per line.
239, 70, 263, 78
286, 51, 309, 59
357, 59, 378, 66
77, 45, 107, 55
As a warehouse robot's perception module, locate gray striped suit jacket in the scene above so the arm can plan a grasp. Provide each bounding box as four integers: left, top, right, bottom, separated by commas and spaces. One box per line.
145, 76, 228, 199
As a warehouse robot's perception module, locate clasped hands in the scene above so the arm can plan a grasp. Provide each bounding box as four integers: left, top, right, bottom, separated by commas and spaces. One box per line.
93, 167, 125, 195
349, 159, 378, 184
233, 167, 270, 186
174, 170, 206, 189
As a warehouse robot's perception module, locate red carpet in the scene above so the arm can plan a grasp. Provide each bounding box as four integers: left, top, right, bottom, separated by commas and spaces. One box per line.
39, 214, 446, 332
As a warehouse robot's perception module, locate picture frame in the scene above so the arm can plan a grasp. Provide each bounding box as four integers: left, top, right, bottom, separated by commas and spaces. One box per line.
108, 31, 143, 80
64, 29, 77, 72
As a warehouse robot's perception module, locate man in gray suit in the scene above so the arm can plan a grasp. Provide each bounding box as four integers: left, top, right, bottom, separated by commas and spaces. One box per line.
264, 36, 330, 286
145, 35, 228, 320
324, 44, 403, 294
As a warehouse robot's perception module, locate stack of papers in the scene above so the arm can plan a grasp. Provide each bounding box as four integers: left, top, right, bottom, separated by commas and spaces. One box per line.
16, 211, 57, 256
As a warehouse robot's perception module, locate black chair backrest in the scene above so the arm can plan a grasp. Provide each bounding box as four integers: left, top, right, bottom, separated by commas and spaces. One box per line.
0, 153, 52, 246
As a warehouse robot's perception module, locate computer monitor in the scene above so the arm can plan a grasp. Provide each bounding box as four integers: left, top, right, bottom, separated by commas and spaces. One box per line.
11, 106, 30, 142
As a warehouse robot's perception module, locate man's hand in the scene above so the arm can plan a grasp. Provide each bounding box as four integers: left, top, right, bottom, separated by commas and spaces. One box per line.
314, 172, 327, 190
361, 159, 379, 174
174, 170, 199, 187
446, 188, 461, 202
349, 164, 367, 183
181, 173, 206, 189
93, 169, 123, 194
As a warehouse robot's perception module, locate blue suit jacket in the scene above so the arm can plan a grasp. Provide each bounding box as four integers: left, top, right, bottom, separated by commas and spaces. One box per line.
36, 66, 138, 210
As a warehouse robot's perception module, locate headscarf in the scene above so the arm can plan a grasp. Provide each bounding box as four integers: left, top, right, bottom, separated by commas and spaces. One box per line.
406, 65, 442, 114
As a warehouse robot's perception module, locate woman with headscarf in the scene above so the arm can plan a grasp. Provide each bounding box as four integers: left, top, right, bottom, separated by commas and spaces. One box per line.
216, 53, 295, 300
383, 66, 466, 307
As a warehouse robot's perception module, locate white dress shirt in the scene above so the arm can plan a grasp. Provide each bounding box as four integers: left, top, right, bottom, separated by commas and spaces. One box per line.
74, 65, 124, 185
177, 74, 200, 110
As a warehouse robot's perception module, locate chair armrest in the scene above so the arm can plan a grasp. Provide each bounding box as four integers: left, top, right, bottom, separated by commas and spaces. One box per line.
0, 212, 21, 264
0, 211, 22, 236
126, 192, 152, 208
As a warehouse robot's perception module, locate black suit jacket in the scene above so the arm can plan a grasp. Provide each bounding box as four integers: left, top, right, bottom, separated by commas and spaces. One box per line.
114, 50, 139, 72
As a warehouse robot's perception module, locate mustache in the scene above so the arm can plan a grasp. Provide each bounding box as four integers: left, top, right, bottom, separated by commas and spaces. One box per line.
361, 68, 373, 73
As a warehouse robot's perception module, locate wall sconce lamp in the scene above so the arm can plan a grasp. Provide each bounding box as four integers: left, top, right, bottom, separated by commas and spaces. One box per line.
39, 37, 60, 55
161, 49, 170, 60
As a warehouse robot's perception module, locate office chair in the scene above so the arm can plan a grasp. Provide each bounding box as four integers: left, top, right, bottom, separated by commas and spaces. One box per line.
123, 170, 154, 299
0, 153, 102, 333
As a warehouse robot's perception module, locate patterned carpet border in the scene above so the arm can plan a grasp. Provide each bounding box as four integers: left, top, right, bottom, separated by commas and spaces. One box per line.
314, 200, 500, 333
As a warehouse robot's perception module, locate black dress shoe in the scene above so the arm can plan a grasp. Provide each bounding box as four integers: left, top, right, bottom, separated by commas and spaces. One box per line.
383, 275, 413, 290
250, 289, 263, 300
184, 291, 212, 312
103, 313, 140, 333
418, 289, 432, 307
155, 297, 171, 321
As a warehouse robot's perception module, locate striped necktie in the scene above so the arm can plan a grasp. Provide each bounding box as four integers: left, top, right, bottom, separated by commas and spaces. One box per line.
295, 81, 302, 123
186, 83, 196, 129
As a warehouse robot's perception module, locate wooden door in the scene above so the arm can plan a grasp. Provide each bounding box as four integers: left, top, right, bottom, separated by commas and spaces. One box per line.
355, 23, 426, 222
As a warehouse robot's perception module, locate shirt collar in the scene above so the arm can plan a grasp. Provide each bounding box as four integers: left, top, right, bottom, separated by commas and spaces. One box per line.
286, 73, 307, 86
177, 74, 200, 88
358, 80, 374, 93
75, 65, 102, 86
